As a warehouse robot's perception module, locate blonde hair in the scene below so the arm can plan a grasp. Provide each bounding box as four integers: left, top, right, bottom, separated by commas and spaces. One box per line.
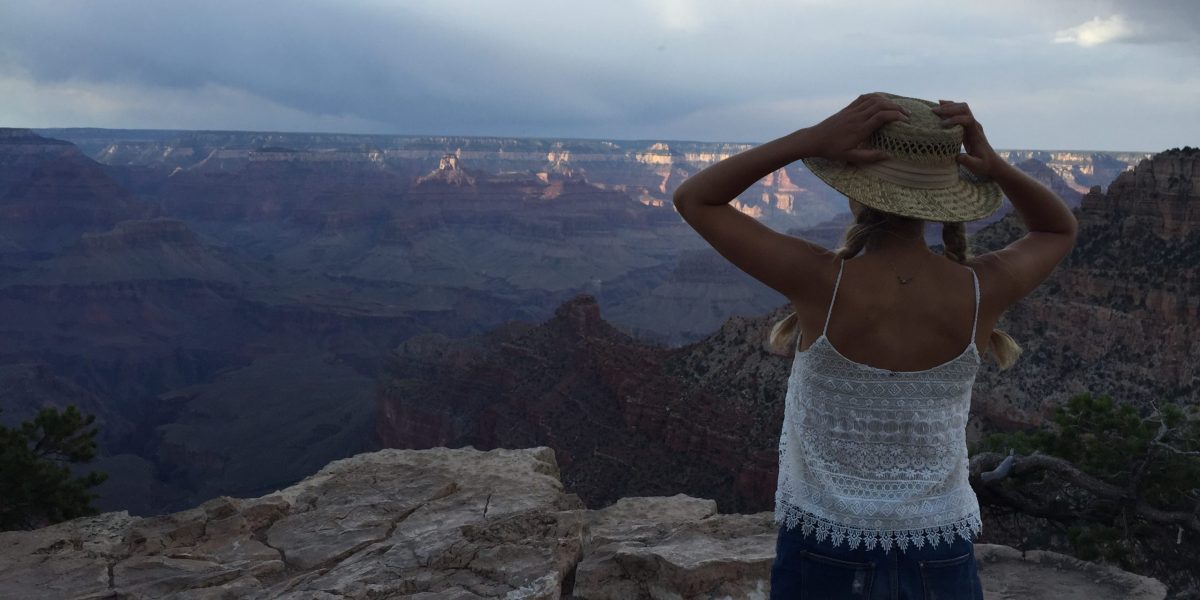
767, 205, 1022, 370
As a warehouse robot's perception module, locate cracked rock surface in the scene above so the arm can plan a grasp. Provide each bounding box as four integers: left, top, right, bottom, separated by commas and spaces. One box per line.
0, 446, 1168, 599
0, 447, 581, 599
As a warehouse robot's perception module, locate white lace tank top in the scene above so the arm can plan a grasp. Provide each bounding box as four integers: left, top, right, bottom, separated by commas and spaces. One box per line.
774, 257, 984, 554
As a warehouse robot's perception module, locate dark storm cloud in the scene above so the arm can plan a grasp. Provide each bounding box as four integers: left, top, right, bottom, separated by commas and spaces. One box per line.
0, 1, 1196, 149
1105, 0, 1200, 43
0, 0, 724, 135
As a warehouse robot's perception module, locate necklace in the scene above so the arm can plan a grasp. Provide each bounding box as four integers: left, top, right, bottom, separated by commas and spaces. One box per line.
885, 260, 914, 285
868, 231, 927, 285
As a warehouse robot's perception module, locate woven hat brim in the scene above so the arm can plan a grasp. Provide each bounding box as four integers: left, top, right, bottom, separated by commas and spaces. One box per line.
801, 156, 1003, 223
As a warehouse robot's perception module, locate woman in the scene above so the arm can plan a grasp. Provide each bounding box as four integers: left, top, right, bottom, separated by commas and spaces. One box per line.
672, 93, 1078, 599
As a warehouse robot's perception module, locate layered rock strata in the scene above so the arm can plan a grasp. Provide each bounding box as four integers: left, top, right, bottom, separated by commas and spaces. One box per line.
0, 446, 1167, 599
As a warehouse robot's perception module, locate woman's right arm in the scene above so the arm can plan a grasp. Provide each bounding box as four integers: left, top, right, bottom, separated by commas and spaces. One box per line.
989, 160, 1080, 235
933, 100, 1079, 307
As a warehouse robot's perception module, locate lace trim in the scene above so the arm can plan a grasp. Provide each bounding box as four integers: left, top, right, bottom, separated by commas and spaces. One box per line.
774, 495, 982, 554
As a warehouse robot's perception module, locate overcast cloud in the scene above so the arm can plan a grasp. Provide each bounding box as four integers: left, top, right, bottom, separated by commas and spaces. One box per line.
0, 0, 1196, 151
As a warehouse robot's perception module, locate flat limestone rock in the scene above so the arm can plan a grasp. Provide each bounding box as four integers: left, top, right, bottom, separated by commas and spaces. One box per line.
975, 544, 1167, 600
0, 510, 136, 600
571, 494, 777, 599
0, 446, 583, 599
0, 446, 1168, 599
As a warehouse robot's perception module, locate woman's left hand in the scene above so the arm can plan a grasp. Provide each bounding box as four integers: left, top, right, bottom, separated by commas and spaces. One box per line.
800, 93, 910, 164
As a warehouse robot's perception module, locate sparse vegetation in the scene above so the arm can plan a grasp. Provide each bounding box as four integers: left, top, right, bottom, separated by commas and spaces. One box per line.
0, 406, 108, 531
1161, 146, 1198, 156
970, 392, 1200, 570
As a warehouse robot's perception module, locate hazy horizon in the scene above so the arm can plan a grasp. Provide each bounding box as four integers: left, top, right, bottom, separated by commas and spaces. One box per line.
4, 1, 1197, 153
26, 126, 1167, 155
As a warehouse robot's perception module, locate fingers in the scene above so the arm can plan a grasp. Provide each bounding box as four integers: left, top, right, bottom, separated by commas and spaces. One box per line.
848, 94, 875, 109
853, 95, 910, 117
865, 109, 909, 130
956, 153, 987, 174
932, 101, 970, 117
850, 91, 888, 109
938, 114, 976, 128
850, 101, 910, 139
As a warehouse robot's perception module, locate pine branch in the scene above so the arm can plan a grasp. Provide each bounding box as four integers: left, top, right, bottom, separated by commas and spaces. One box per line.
971, 450, 1200, 535
1151, 441, 1200, 456
972, 451, 1131, 499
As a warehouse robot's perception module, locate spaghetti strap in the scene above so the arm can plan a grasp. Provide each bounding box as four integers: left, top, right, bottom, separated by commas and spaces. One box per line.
969, 267, 980, 344
822, 259, 845, 336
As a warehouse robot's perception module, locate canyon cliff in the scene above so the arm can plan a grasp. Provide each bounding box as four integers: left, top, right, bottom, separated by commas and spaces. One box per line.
0, 128, 152, 254
374, 147, 1200, 504
0, 446, 1167, 599
372, 148, 1200, 595
0, 125, 1175, 550
375, 143, 1200, 513
375, 294, 771, 513
968, 148, 1199, 431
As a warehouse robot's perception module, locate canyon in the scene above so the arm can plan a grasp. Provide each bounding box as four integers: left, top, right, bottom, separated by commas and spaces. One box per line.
2, 127, 1193, 594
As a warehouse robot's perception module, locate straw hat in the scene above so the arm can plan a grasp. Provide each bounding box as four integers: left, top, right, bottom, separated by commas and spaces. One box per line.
801, 93, 1003, 223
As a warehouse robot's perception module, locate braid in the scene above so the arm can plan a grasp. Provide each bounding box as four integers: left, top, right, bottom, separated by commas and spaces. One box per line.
941, 221, 970, 263
939, 220, 1023, 370
767, 206, 887, 354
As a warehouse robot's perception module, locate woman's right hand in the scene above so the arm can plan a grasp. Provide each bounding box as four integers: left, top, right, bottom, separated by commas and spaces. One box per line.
801, 93, 910, 165
932, 100, 1003, 179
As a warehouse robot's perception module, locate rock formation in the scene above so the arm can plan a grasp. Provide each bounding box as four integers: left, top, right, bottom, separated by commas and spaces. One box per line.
1015, 158, 1086, 209
968, 148, 1199, 429
41, 128, 1147, 233
416, 152, 476, 187
373, 148, 1200, 592
375, 295, 759, 512
0, 446, 1167, 599
3, 128, 1188, 593
0, 129, 152, 254
603, 246, 789, 346
998, 150, 1147, 192
11, 218, 255, 286
0, 128, 706, 520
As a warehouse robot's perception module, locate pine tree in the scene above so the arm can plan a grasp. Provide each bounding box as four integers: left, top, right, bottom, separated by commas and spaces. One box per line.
971, 392, 1200, 570
0, 405, 109, 531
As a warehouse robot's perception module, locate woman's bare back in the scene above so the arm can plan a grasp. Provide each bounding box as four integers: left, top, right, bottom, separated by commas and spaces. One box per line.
790, 253, 996, 372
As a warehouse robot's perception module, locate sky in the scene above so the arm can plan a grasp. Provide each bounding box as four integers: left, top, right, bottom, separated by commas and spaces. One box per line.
1, 0, 1196, 152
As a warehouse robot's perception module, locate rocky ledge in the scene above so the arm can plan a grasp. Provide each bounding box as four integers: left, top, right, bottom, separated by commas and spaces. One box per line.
0, 446, 1167, 599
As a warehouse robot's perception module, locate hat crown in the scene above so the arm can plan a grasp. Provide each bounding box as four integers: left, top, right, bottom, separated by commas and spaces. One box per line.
868, 94, 963, 164
799, 92, 1004, 223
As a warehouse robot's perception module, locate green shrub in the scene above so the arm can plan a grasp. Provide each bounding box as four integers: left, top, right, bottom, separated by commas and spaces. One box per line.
0, 405, 108, 531
972, 392, 1200, 568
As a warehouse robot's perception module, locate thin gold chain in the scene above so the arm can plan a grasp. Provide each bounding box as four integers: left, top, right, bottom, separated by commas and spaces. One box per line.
885, 260, 914, 284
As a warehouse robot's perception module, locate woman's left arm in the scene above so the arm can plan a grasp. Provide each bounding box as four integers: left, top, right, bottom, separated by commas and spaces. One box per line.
672, 93, 909, 299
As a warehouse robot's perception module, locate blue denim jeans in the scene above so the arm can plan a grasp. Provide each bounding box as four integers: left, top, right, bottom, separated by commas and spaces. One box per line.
770, 524, 985, 600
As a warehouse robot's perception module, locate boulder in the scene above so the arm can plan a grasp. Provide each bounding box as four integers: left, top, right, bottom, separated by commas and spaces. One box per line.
0, 446, 1167, 599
